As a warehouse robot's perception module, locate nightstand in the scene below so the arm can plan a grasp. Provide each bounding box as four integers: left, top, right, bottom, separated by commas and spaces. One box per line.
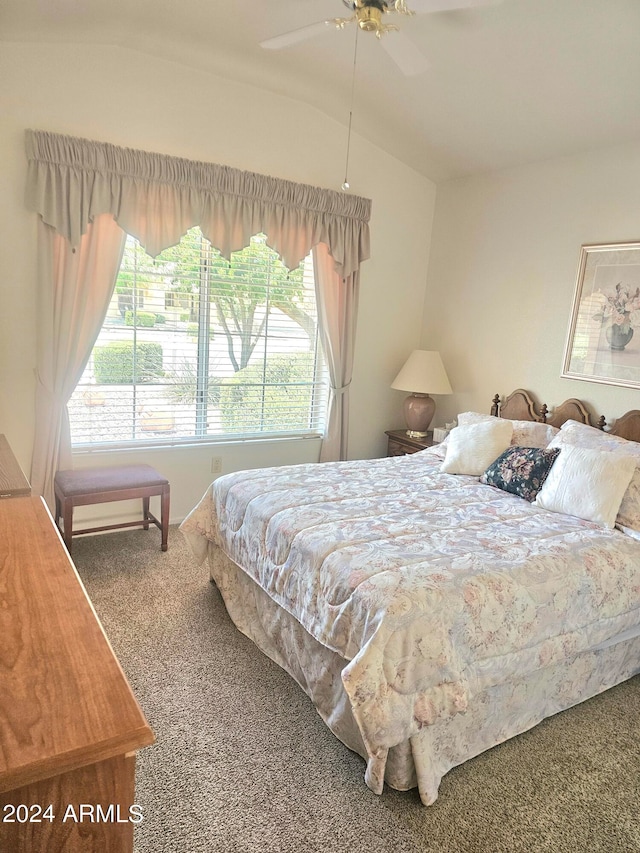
385, 429, 435, 457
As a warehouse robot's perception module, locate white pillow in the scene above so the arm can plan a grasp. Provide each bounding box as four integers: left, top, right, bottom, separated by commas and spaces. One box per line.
440, 420, 513, 476
547, 421, 640, 532
457, 411, 559, 449
534, 444, 636, 528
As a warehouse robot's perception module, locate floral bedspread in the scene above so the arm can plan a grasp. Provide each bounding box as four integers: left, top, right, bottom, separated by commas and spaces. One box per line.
180, 448, 640, 776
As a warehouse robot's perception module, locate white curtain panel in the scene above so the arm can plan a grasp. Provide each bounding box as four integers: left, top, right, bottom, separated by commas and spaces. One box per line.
312, 242, 360, 462
31, 215, 127, 508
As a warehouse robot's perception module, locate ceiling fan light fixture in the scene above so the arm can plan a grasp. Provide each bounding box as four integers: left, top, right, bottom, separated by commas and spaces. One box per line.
353, 2, 400, 37
358, 6, 382, 31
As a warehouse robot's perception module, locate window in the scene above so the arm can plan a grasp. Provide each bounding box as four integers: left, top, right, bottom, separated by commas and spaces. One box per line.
69, 230, 328, 447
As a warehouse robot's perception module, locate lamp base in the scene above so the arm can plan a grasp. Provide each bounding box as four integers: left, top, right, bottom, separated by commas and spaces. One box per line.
403, 393, 435, 437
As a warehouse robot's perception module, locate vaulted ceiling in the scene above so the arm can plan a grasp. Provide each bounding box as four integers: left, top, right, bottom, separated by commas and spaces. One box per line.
3, 0, 640, 181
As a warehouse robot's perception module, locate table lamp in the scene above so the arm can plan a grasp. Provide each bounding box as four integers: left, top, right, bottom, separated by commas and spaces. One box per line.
391, 350, 453, 437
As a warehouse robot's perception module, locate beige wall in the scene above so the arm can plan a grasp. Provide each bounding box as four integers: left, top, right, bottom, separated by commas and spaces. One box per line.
422, 142, 640, 428
0, 42, 435, 523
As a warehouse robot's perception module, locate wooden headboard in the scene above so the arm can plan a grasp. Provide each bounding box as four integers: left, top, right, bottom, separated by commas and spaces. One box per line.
490, 388, 640, 442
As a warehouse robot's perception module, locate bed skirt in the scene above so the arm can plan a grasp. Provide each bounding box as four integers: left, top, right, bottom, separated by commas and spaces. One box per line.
204, 541, 640, 805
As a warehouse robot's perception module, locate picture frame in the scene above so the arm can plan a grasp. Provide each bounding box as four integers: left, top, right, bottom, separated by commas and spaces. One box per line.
562, 242, 640, 389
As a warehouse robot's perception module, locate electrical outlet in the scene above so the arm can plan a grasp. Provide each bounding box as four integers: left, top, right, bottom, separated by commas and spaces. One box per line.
211, 457, 222, 475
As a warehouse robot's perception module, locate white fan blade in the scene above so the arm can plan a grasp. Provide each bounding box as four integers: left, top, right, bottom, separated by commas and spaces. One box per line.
408, 0, 503, 12
260, 20, 337, 50
380, 30, 430, 76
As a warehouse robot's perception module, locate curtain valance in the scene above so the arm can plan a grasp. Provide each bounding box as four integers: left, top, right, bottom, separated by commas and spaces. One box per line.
25, 130, 371, 278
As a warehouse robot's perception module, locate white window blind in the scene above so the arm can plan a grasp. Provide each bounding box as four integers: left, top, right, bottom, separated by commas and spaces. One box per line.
69, 230, 329, 447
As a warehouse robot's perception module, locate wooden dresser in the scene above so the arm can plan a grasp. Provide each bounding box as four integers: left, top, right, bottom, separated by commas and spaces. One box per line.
0, 495, 154, 852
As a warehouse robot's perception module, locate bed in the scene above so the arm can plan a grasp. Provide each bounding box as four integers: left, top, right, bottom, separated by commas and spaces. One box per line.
180, 389, 640, 805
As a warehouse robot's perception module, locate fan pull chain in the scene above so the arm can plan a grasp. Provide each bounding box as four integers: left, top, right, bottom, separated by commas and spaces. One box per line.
342, 26, 360, 192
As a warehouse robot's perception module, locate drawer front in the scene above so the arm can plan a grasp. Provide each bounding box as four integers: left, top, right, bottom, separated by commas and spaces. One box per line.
387, 439, 417, 456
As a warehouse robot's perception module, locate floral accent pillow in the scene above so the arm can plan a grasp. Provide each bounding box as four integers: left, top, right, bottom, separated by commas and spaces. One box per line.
457, 412, 559, 449
480, 446, 561, 502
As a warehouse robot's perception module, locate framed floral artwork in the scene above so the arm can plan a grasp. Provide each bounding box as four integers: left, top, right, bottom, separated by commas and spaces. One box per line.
562, 242, 640, 389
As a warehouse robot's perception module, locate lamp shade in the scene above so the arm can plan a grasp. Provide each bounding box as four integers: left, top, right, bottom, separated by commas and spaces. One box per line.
391, 350, 452, 395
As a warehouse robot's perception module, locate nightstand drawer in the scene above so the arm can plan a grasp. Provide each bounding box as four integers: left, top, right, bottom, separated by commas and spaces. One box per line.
388, 438, 417, 456
385, 430, 434, 457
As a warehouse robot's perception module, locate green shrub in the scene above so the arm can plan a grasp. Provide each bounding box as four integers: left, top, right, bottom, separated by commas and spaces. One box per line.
167, 359, 220, 407
154, 313, 167, 325
93, 341, 164, 384
219, 353, 314, 433
125, 310, 156, 327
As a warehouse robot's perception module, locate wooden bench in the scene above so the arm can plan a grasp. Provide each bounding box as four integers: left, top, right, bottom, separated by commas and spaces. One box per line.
54, 464, 170, 554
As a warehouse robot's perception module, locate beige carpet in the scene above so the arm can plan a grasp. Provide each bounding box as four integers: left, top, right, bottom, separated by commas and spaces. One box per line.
72, 527, 640, 853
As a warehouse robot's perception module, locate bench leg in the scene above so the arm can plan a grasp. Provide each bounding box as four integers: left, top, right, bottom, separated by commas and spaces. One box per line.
142, 496, 150, 530
160, 485, 170, 552
62, 497, 74, 554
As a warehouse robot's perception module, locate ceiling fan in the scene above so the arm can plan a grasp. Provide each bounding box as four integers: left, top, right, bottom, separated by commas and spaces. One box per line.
260, 0, 503, 77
